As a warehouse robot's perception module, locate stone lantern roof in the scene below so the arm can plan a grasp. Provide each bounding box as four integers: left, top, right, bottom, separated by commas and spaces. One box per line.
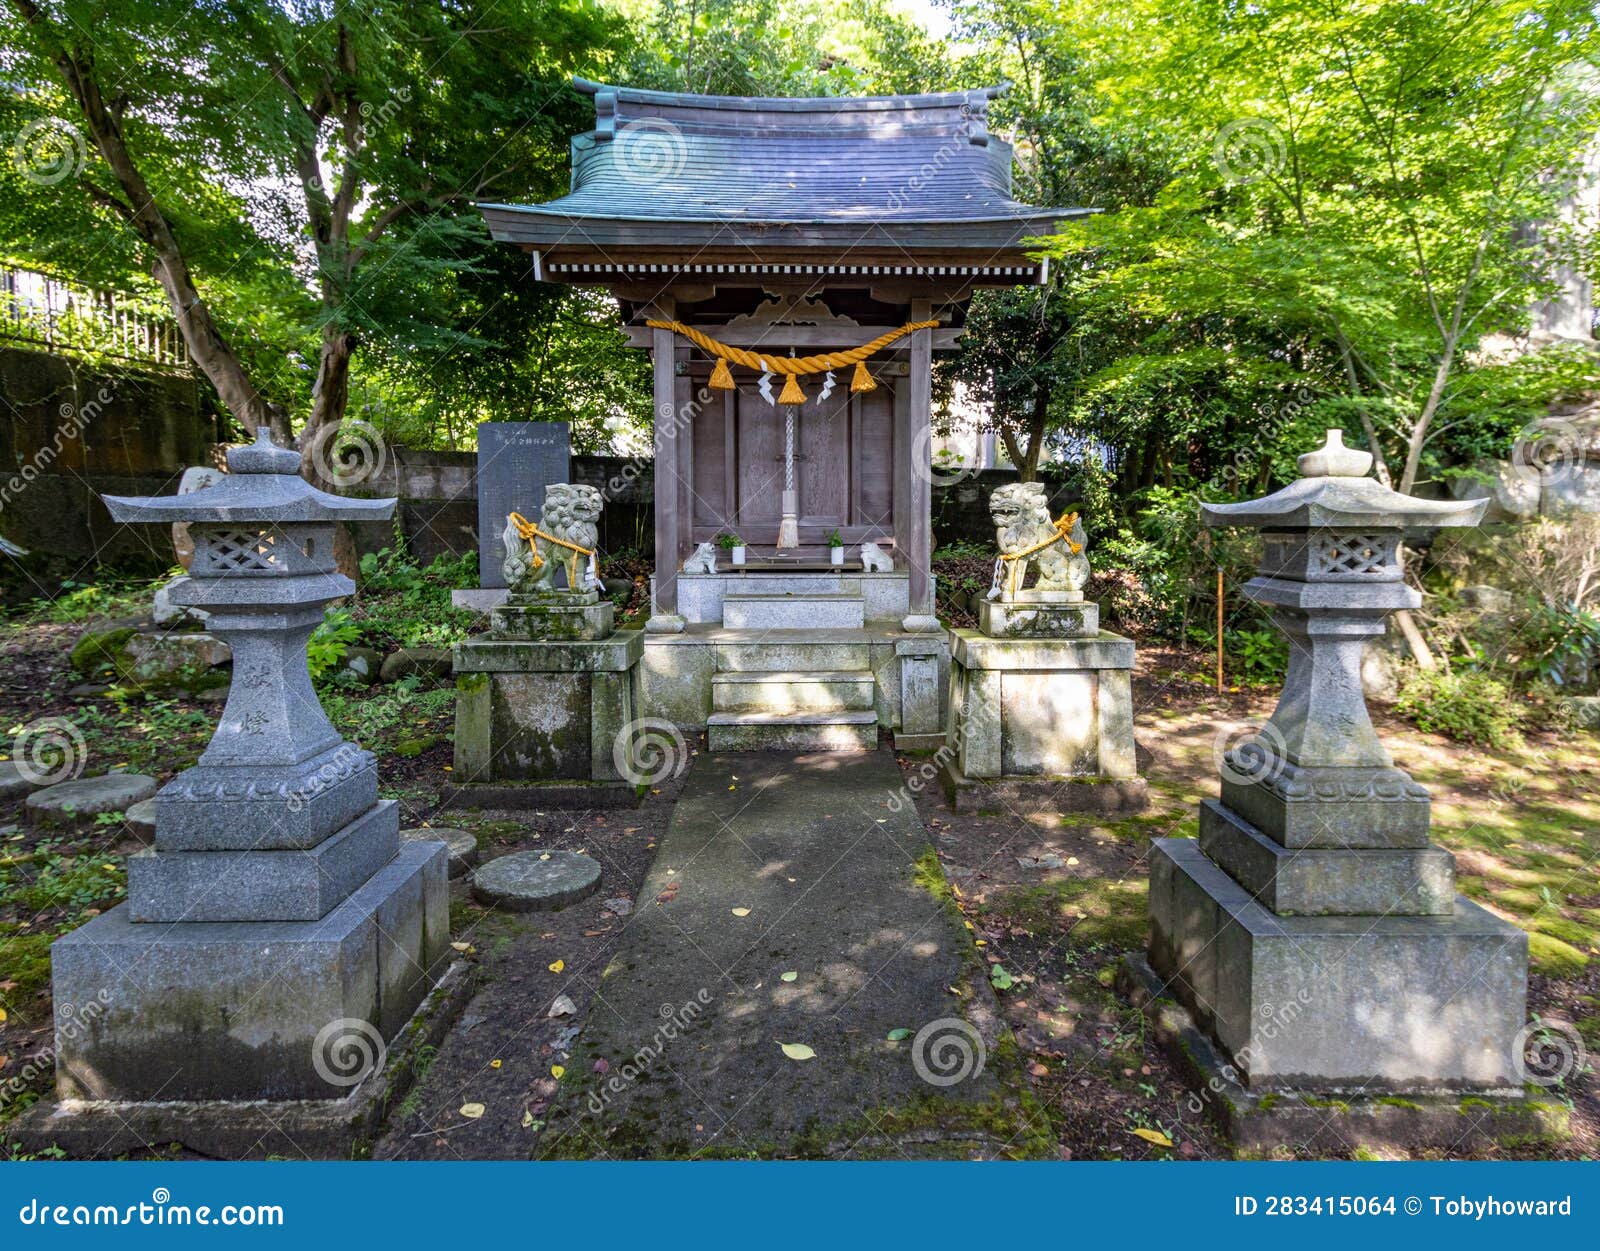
1200, 430, 1487, 532
101, 428, 395, 525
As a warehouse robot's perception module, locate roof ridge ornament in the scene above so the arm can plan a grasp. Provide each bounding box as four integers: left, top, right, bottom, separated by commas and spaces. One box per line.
227, 426, 301, 475
1297, 428, 1372, 478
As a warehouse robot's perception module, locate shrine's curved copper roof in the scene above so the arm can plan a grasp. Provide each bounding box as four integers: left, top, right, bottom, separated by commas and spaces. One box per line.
480, 79, 1085, 262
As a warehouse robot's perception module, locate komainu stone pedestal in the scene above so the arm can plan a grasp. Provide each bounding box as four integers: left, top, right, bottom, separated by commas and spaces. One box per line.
449, 630, 644, 808
448, 486, 644, 808
941, 627, 1146, 813
15, 431, 460, 1157
1135, 431, 1554, 1151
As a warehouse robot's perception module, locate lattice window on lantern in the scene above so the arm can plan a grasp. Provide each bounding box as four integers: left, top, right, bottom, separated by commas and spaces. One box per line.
1310, 532, 1397, 578
193, 528, 282, 575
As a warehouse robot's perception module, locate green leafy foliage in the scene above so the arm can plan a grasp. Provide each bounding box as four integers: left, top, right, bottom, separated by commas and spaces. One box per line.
350, 548, 478, 652
307, 609, 361, 681
1394, 669, 1524, 749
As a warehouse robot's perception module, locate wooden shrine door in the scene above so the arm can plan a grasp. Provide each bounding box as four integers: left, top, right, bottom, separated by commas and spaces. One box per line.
690, 375, 896, 547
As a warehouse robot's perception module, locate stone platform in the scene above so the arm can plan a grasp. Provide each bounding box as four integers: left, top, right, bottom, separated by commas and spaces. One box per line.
1121, 951, 1563, 1154
538, 751, 1043, 1158
1149, 837, 1527, 1090
941, 628, 1145, 813
16, 958, 475, 1160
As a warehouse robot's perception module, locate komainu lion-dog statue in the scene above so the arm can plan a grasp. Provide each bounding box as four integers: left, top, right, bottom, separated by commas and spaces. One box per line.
987, 481, 1089, 600
502, 483, 604, 593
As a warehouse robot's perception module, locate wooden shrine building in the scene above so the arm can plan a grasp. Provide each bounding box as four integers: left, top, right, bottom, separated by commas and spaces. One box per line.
480, 78, 1079, 748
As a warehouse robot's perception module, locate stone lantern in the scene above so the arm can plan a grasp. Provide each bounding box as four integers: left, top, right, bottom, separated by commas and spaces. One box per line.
39, 430, 451, 1135
1137, 430, 1541, 1146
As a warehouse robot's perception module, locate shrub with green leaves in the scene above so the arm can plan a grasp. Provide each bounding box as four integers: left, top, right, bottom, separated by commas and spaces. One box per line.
1394, 668, 1523, 749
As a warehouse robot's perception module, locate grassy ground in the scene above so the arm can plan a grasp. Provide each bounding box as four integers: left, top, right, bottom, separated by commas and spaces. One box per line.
0, 572, 1595, 1159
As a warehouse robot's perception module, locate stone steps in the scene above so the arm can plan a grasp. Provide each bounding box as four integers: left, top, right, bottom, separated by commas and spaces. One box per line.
711, 669, 875, 715
712, 629, 876, 673
721, 592, 865, 630
707, 709, 878, 752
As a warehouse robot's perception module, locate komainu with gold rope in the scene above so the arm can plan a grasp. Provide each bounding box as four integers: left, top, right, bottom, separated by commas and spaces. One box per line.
501, 484, 604, 594
987, 482, 1089, 601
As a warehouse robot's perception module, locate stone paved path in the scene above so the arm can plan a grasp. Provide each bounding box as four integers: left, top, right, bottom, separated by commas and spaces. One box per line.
537, 749, 1040, 1159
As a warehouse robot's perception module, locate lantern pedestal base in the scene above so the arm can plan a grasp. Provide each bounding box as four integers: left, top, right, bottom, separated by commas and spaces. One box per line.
46, 839, 451, 1105
1146, 836, 1529, 1091
1119, 950, 1563, 1154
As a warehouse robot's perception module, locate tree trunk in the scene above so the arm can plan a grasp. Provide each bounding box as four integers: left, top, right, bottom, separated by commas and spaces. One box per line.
10, 2, 283, 443
299, 328, 357, 485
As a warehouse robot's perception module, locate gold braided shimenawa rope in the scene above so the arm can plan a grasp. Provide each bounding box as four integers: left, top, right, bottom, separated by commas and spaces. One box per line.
643, 319, 940, 376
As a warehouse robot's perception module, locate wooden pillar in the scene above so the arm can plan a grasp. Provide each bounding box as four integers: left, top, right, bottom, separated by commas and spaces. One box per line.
902, 298, 935, 625
650, 295, 681, 621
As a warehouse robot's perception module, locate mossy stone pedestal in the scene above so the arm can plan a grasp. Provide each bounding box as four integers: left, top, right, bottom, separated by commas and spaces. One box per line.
940, 614, 1146, 815
449, 629, 644, 809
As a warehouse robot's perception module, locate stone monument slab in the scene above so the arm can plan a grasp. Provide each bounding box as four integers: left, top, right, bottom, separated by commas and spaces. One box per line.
475, 421, 570, 589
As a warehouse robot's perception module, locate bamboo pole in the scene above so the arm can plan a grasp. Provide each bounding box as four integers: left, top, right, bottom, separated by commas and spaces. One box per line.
1216, 567, 1224, 694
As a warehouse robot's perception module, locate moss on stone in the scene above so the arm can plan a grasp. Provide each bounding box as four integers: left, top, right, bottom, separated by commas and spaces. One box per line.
0, 930, 53, 1014
69, 626, 136, 676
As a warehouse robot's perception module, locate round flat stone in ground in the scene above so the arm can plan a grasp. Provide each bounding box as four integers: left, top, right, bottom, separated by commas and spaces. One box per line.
402, 827, 480, 879
25, 773, 159, 829
0, 761, 46, 801
471, 851, 600, 912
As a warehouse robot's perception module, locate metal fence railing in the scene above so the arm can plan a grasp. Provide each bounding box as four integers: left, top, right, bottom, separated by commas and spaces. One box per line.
0, 264, 192, 373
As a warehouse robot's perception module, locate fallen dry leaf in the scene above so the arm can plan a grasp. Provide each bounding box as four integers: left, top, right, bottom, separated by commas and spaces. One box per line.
548, 994, 577, 1018
731, 907, 751, 917
460, 1102, 485, 1120
779, 1042, 816, 1061
551, 1064, 566, 1079
1132, 1127, 1173, 1149
548, 959, 565, 973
